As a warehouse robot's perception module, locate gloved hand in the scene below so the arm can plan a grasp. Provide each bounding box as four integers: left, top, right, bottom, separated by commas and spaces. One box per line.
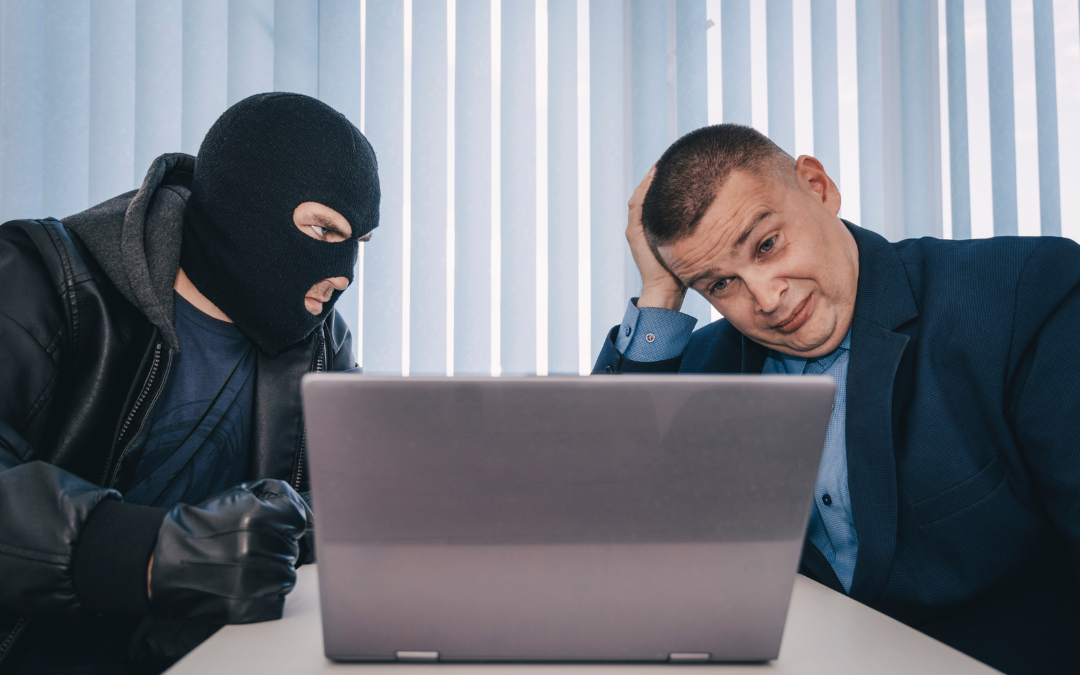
148, 479, 308, 624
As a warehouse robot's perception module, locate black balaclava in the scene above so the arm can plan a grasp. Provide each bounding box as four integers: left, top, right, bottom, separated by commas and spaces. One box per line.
180, 92, 380, 356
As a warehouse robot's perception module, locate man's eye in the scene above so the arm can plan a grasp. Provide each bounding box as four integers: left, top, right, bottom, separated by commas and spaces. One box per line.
312, 225, 328, 237
759, 236, 776, 254
711, 278, 730, 293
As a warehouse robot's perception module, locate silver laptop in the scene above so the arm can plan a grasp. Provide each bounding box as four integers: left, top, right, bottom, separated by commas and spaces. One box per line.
301, 374, 834, 663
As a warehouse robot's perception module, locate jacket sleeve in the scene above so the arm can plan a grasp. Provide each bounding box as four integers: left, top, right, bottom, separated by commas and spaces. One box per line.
0, 461, 118, 614
1008, 238, 1080, 579
0, 224, 166, 618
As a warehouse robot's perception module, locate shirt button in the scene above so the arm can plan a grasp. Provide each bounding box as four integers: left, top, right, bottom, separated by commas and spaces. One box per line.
603, 366, 613, 374
625, 325, 632, 337
645, 333, 655, 342
822, 494, 832, 507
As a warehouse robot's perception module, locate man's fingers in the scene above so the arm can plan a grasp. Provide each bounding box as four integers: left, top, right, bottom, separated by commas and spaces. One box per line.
628, 165, 656, 209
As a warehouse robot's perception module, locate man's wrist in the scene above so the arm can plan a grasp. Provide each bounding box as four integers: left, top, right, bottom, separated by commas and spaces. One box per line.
637, 285, 687, 312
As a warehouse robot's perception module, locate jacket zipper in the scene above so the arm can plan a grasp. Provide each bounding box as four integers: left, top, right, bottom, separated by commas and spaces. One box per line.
0, 618, 28, 666
101, 341, 164, 487
293, 331, 326, 491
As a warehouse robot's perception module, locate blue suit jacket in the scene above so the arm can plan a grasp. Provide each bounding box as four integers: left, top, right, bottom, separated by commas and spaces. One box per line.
594, 224, 1080, 675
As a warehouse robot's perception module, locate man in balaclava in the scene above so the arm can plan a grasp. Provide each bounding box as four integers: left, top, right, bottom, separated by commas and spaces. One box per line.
0, 92, 379, 673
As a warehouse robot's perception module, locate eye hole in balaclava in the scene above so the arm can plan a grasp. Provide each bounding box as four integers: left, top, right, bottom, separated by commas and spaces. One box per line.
180, 93, 380, 356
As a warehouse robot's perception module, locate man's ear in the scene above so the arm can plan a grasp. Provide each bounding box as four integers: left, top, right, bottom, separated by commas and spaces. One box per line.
795, 155, 841, 217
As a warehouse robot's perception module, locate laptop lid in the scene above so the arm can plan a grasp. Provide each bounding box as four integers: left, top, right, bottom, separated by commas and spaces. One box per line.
302, 374, 834, 662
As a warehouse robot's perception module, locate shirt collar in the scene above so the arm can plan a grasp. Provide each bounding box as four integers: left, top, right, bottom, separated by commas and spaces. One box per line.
769, 328, 852, 373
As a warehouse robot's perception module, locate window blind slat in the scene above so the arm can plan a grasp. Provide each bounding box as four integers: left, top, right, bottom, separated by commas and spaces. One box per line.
589, 0, 626, 361
44, 0, 90, 220
0, 0, 44, 222
624, 0, 664, 304
675, 0, 715, 331
454, 0, 492, 374
1032, 0, 1061, 236
181, 0, 228, 156
274, 0, 318, 97
410, 0, 449, 375
1053, 0, 1080, 242
855, 0, 886, 237
962, 0, 994, 239
721, 0, 751, 125
134, 0, 181, 186
811, 0, 839, 188
228, 0, 274, 106
767, 0, 796, 156
631, 0, 665, 181
792, 0, 813, 157
319, 0, 365, 347
500, 0, 537, 375
899, 0, 943, 239
836, 0, 860, 225
364, 0, 406, 374
945, 0, 972, 239
548, 0, 579, 375
986, 0, 1019, 236
88, 0, 135, 206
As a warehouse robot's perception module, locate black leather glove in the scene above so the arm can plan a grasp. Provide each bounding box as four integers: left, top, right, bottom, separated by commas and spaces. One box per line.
148, 479, 308, 624
296, 490, 316, 566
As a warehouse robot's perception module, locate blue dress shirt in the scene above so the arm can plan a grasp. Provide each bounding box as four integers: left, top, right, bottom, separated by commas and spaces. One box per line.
616, 299, 859, 590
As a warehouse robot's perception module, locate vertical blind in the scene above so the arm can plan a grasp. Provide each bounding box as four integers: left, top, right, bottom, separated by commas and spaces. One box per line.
1, 0, 1078, 375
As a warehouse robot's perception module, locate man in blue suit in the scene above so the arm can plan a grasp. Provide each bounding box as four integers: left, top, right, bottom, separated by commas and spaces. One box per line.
594, 125, 1080, 675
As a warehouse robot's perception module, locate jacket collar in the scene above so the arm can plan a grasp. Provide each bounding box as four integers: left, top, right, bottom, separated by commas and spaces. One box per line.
845, 222, 919, 333
740, 221, 919, 603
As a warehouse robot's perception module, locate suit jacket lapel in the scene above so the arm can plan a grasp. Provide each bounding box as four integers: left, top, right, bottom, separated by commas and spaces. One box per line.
843, 223, 918, 604
740, 335, 768, 374
734, 223, 917, 602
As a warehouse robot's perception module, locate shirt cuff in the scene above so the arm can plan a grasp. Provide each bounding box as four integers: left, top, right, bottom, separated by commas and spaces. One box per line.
614, 298, 697, 362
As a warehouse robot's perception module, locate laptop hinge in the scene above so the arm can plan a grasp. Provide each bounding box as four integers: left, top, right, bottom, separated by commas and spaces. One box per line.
668, 652, 711, 662
395, 651, 440, 662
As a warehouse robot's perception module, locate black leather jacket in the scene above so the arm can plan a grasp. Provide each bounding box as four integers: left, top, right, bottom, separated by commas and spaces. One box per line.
0, 203, 354, 664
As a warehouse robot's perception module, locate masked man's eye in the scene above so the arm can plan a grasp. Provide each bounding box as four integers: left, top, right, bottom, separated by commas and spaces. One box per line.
311, 225, 328, 238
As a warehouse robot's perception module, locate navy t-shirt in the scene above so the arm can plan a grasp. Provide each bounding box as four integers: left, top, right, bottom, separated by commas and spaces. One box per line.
125, 292, 255, 508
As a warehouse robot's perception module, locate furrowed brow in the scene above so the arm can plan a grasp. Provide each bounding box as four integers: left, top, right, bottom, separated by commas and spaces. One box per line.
733, 210, 773, 249
311, 213, 349, 237
685, 270, 716, 289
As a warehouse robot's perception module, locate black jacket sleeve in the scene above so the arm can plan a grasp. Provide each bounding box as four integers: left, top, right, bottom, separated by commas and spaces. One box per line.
0, 461, 118, 614
0, 224, 167, 618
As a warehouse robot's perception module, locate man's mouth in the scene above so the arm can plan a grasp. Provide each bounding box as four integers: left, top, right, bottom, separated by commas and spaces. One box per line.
771, 293, 814, 334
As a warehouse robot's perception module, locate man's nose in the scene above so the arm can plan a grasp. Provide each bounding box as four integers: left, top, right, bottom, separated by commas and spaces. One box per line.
744, 272, 785, 314
327, 276, 349, 291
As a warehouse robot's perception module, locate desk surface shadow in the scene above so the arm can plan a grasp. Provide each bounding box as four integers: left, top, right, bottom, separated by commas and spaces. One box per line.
166, 566, 1001, 674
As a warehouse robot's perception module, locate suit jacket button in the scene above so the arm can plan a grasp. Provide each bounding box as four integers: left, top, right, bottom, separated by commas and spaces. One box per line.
604, 366, 613, 374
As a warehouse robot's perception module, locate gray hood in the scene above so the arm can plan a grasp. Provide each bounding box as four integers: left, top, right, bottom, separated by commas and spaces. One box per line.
63, 153, 195, 352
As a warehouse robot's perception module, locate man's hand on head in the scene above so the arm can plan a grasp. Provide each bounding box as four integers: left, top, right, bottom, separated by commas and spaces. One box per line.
627, 166, 688, 312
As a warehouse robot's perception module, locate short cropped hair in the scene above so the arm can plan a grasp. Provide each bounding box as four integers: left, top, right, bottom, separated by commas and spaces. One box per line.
642, 124, 794, 248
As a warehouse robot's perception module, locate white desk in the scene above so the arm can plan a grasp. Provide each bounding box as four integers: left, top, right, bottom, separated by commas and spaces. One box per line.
167, 566, 999, 674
